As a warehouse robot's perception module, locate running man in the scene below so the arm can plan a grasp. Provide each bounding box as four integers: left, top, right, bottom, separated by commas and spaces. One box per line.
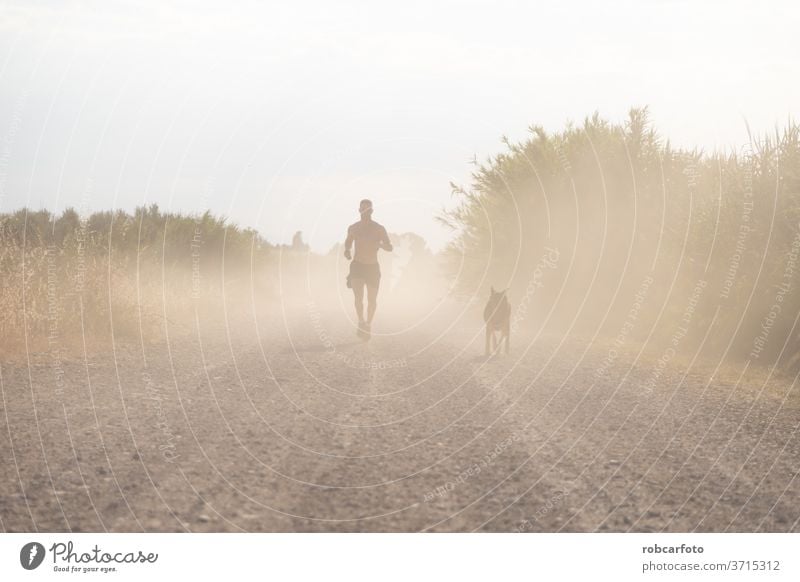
344, 199, 393, 339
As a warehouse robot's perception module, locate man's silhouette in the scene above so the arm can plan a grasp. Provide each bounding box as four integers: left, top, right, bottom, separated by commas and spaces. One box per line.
344, 199, 392, 339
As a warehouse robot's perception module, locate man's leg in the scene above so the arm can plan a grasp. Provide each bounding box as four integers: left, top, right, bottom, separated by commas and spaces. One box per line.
366, 283, 378, 324
352, 279, 365, 322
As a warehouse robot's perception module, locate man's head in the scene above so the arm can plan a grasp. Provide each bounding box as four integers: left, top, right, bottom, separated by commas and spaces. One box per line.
359, 199, 373, 219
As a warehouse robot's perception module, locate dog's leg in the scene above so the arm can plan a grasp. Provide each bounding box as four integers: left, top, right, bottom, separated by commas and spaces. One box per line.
504, 323, 510, 354
485, 326, 490, 356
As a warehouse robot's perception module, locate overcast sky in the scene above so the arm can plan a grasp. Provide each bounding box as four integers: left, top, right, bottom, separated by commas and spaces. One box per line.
1, 0, 798, 251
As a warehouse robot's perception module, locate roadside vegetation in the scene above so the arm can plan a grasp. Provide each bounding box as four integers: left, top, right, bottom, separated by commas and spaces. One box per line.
441, 109, 800, 371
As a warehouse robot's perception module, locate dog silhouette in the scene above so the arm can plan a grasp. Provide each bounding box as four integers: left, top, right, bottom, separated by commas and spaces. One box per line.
484, 287, 510, 356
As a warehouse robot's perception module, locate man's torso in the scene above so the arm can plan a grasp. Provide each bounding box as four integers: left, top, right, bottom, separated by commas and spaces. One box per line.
349, 220, 386, 264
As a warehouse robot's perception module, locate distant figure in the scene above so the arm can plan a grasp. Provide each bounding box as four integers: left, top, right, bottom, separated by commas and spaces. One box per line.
484, 287, 510, 356
291, 230, 308, 251
344, 199, 393, 339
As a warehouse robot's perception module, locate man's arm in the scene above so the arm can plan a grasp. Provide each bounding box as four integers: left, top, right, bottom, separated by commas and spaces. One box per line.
344, 225, 354, 260
379, 226, 393, 252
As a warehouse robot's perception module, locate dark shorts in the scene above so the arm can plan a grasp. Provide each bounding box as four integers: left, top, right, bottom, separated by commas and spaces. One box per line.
347, 261, 381, 289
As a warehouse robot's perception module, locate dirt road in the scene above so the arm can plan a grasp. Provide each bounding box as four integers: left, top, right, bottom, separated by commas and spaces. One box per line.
2, 307, 799, 532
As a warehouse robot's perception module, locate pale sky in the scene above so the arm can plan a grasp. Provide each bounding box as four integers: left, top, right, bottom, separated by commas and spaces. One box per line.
0, 0, 798, 251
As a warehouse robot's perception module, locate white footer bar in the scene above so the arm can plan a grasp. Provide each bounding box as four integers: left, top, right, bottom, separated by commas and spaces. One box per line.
1, 533, 796, 581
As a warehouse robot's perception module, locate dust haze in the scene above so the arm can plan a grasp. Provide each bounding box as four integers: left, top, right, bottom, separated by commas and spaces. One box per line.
3, 114, 800, 533
2, 0, 800, 533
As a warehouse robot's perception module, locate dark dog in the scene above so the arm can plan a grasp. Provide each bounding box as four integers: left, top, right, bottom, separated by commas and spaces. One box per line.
484, 286, 510, 356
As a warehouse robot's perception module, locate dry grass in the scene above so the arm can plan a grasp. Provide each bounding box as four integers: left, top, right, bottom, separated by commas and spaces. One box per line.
0, 205, 276, 356
442, 109, 800, 372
